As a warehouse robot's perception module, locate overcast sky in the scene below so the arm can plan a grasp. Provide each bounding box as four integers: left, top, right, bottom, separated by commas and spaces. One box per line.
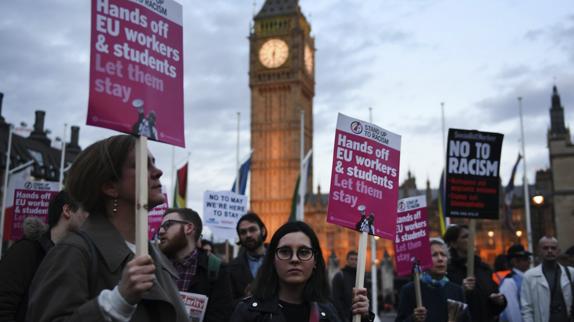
1, 0, 573, 214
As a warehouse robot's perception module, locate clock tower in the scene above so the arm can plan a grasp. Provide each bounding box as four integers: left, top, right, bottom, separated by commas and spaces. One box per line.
249, 0, 315, 235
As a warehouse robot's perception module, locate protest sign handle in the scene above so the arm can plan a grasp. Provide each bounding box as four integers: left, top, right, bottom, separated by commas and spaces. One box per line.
466, 220, 476, 277
413, 260, 423, 308
135, 136, 149, 256
353, 231, 368, 322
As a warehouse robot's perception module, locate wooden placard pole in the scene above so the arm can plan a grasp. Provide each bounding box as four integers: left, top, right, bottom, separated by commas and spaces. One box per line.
353, 231, 369, 322
412, 259, 423, 308
466, 220, 476, 277
135, 136, 149, 256
225, 240, 230, 262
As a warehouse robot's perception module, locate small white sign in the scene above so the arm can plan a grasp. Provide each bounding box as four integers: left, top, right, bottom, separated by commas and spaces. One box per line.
203, 191, 247, 242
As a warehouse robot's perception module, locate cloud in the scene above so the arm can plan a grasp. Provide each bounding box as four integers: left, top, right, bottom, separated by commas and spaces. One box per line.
478, 75, 574, 123
496, 65, 531, 81
526, 14, 574, 62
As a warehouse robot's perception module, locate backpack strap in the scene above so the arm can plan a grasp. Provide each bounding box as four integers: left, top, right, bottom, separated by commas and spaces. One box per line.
74, 231, 98, 298
207, 253, 222, 282
564, 266, 574, 318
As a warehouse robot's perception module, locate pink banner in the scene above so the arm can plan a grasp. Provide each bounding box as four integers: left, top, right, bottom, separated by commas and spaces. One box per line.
88, 0, 184, 147
11, 184, 59, 240
327, 113, 401, 240
394, 195, 432, 277
148, 193, 169, 240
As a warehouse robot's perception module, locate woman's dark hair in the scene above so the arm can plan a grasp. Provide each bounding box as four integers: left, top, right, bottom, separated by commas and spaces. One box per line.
443, 224, 469, 246
66, 135, 136, 215
47, 190, 79, 229
251, 221, 330, 303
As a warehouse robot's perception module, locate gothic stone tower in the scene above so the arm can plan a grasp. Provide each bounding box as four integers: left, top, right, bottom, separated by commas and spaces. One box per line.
547, 85, 574, 249
249, 0, 315, 235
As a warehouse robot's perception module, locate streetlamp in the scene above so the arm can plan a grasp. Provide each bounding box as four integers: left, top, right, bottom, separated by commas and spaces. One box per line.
488, 230, 495, 247
532, 195, 544, 206
531, 194, 545, 244
516, 230, 523, 237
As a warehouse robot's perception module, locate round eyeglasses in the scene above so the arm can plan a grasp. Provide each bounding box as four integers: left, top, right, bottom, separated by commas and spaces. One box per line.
275, 246, 315, 261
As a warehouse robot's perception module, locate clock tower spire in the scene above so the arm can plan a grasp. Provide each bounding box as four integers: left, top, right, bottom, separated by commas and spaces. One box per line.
249, 0, 315, 235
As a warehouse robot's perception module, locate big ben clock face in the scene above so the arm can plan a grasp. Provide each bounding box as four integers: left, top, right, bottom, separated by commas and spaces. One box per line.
304, 44, 313, 75
259, 39, 289, 69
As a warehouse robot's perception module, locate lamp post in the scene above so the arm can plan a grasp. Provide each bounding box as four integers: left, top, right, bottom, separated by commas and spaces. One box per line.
531, 194, 545, 244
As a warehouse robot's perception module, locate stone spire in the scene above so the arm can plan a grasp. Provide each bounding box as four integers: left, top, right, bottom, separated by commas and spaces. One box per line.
255, 0, 300, 19
549, 85, 568, 137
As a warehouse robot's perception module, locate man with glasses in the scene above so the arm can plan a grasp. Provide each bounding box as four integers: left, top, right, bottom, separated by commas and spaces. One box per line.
229, 212, 267, 305
158, 208, 232, 322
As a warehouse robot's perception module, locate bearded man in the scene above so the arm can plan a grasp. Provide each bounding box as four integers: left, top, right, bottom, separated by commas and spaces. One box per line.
158, 208, 232, 322
229, 212, 267, 305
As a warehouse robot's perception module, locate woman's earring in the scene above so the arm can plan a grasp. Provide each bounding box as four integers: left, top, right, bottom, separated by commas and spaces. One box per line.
113, 198, 118, 215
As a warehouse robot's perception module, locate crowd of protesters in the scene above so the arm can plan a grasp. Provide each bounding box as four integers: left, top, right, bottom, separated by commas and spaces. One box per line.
0, 134, 573, 322
395, 224, 574, 322
0, 134, 372, 322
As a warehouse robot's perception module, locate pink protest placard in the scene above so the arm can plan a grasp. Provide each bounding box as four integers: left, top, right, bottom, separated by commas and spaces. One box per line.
327, 113, 401, 240
394, 195, 432, 277
10, 181, 59, 240
148, 193, 168, 240
88, 0, 184, 147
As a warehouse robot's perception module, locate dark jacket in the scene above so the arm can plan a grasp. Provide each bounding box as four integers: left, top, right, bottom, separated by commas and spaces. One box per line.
331, 266, 356, 319
396, 280, 470, 322
175, 250, 233, 322
229, 251, 257, 303
447, 249, 507, 322
231, 296, 343, 322
27, 215, 189, 322
0, 233, 53, 322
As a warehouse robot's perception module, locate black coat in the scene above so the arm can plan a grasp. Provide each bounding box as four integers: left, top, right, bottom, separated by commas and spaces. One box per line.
175, 250, 233, 322
231, 296, 343, 322
0, 233, 53, 322
331, 266, 356, 320
447, 250, 506, 322
229, 251, 257, 304
396, 280, 470, 322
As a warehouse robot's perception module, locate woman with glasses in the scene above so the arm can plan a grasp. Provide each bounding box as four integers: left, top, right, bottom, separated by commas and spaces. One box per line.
28, 135, 188, 322
231, 221, 373, 322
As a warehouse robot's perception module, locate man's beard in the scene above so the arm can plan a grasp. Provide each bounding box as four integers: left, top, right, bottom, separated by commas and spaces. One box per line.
160, 226, 188, 257
242, 234, 263, 252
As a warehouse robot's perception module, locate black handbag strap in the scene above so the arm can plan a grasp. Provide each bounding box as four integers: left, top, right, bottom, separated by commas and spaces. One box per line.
564, 266, 574, 319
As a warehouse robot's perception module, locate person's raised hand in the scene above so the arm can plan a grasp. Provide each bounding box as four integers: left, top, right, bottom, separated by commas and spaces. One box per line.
462, 276, 475, 291
413, 306, 427, 322
351, 287, 370, 317
118, 255, 156, 304
489, 292, 506, 306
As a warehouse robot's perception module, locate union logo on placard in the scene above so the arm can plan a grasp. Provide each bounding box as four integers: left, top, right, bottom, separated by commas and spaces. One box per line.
398, 201, 405, 212
350, 121, 363, 134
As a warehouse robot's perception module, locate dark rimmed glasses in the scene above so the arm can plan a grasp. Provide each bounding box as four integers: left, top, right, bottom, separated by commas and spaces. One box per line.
275, 246, 315, 261
159, 219, 191, 231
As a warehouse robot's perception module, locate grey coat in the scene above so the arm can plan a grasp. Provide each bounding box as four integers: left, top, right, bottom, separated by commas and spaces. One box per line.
27, 214, 189, 322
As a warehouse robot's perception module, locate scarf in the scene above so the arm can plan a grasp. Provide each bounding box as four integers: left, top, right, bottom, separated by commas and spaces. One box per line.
421, 272, 449, 288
